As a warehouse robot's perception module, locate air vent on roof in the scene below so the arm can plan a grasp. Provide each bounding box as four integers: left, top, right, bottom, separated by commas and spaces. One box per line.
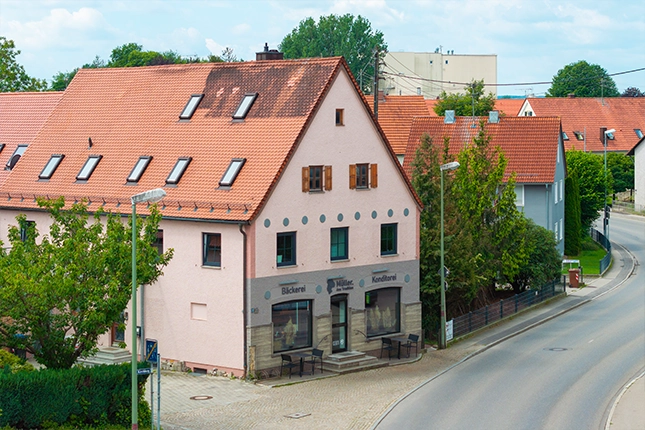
444, 110, 455, 124
488, 111, 499, 124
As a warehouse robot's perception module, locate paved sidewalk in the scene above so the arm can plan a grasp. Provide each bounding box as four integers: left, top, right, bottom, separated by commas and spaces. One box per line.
151, 243, 641, 430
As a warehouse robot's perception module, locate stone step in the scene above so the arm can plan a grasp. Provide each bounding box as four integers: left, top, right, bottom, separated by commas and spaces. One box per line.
322, 353, 383, 373
325, 350, 368, 363
77, 346, 132, 367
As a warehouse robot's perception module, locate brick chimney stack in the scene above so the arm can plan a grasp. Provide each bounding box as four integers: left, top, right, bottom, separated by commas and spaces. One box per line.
256, 43, 284, 61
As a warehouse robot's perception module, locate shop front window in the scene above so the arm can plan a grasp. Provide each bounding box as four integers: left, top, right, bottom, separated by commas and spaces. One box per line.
365, 288, 400, 337
272, 300, 312, 353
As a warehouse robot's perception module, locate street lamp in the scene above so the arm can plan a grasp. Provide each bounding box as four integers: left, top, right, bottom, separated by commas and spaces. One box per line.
439, 161, 459, 349
131, 188, 166, 430
603, 129, 615, 241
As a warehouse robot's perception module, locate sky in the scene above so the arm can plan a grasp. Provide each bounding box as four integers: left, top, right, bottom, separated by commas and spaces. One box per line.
1, 0, 644, 97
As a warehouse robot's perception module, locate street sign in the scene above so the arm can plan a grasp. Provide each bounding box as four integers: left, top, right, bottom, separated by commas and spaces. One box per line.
146, 338, 158, 363
137, 367, 152, 375
438, 266, 450, 277
446, 319, 454, 342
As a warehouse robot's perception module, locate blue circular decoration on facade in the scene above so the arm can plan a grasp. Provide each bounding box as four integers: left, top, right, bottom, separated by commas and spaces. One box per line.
388, 209, 394, 217
359, 279, 365, 287
404, 208, 410, 217
283, 218, 289, 227
316, 285, 322, 294
404, 274, 410, 283
337, 213, 344, 222
302, 216, 308, 225
264, 291, 271, 300
371, 211, 377, 219
320, 214, 326, 223
355, 211, 361, 220
264, 219, 271, 228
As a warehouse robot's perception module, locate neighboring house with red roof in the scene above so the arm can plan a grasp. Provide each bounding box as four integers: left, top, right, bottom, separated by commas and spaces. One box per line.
0, 92, 63, 186
403, 114, 566, 254
366, 93, 431, 163
0, 55, 422, 377
627, 136, 645, 212
518, 97, 645, 153
494, 98, 524, 117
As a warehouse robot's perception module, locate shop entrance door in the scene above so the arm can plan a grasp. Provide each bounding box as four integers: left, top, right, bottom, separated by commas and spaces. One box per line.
331, 294, 348, 353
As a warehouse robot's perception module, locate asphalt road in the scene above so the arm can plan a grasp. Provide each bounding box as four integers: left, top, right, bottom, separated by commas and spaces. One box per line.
376, 213, 645, 430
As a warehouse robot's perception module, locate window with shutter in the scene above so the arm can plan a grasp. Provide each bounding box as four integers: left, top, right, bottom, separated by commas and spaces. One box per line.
302, 167, 310, 192
324, 165, 332, 191
349, 164, 357, 189
370, 163, 378, 188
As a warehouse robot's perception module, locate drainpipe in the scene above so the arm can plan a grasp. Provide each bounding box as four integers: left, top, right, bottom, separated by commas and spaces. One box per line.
546, 184, 551, 232
140, 285, 144, 355
239, 223, 248, 378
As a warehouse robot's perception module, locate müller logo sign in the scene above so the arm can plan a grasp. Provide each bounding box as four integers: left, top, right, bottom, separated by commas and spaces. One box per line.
327, 278, 354, 294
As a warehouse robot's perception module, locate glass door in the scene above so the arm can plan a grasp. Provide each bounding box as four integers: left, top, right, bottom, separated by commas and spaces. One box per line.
331, 295, 348, 353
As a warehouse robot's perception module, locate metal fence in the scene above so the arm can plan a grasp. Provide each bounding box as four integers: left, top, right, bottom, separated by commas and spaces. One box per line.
451, 279, 565, 339
590, 228, 611, 273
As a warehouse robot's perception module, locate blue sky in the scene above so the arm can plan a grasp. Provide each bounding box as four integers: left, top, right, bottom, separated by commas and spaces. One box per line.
1, 0, 643, 97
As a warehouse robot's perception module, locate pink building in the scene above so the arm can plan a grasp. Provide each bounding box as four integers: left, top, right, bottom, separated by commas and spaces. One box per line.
0, 54, 422, 377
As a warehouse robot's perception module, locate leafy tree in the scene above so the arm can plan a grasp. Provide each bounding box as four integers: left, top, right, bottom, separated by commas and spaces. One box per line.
433, 79, 496, 117
565, 170, 582, 255
0, 37, 48, 92
0, 198, 173, 369
565, 150, 611, 231
607, 152, 634, 193
621, 87, 643, 97
50, 70, 77, 91
279, 14, 387, 93
511, 220, 562, 293
547, 61, 619, 98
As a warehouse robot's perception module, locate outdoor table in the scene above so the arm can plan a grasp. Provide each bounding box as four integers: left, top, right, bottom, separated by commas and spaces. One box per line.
390, 336, 409, 359
289, 351, 313, 376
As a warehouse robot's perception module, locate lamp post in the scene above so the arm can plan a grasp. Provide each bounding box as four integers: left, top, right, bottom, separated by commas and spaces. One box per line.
131, 188, 166, 430
439, 161, 459, 349
603, 129, 615, 241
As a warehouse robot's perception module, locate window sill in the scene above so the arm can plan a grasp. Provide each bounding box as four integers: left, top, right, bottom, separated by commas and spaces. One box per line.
201, 265, 221, 270
331, 258, 349, 263
277, 264, 297, 269
380, 253, 399, 258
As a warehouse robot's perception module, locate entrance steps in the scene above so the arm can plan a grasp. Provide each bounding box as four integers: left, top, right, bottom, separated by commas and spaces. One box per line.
323, 350, 386, 374
77, 346, 132, 367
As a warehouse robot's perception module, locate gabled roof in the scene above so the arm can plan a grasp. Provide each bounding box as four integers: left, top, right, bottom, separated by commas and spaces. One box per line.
0, 58, 420, 221
627, 135, 645, 156
522, 97, 645, 153
494, 98, 524, 117
0, 91, 63, 185
366, 95, 432, 154
403, 116, 562, 184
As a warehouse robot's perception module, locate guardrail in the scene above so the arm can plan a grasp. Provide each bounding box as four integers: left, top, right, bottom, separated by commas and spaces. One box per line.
590, 228, 611, 274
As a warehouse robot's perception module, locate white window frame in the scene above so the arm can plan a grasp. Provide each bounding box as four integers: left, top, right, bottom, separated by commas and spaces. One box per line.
514, 184, 525, 207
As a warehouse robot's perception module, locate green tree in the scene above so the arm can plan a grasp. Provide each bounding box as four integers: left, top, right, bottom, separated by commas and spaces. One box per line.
565, 170, 582, 255
621, 87, 643, 97
433, 79, 496, 117
511, 220, 562, 293
279, 14, 387, 93
565, 150, 611, 230
0, 37, 48, 92
607, 152, 634, 193
0, 198, 173, 369
547, 61, 619, 98
50, 70, 77, 91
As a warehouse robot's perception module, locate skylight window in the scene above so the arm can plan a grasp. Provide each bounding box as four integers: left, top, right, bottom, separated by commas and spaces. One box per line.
5, 145, 28, 170
635, 129, 644, 139
166, 157, 192, 185
179, 94, 204, 120
606, 131, 615, 140
219, 158, 246, 187
232, 93, 258, 120
127, 156, 153, 183
0, 144, 5, 155
562, 132, 569, 140
39, 154, 64, 180
573, 131, 584, 141
76, 155, 102, 181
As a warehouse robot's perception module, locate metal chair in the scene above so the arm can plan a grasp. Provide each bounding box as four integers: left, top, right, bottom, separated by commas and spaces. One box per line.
306, 348, 324, 374
380, 337, 395, 360
280, 354, 298, 378
401, 334, 420, 358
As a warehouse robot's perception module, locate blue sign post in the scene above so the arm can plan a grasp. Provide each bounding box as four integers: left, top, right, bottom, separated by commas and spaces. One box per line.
145, 339, 158, 363
145, 339, 160, 430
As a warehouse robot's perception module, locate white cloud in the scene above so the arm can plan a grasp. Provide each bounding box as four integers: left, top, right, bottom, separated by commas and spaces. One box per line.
232, 23, 251, 34
205, 38, 226, 55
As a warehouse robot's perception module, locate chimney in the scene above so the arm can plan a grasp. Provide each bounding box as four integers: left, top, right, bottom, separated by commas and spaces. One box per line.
600, 127, 607, 144
378, 90, 386, 102
256, 43, 283, 61
488, 110, 499, 124
444, 110, 456, 124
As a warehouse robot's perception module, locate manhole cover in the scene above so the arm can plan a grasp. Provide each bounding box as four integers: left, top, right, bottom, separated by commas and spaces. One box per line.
190, 395, 213, 401
285, 412, 310, 419
544, 347, 569, 351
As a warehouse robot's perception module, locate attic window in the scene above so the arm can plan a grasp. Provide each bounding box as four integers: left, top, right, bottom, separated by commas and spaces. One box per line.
166, 157, 192, 185
573, 131, 584, 141
127, 156, 153, 183
336, 109, 344, 126
219, 158, 245, 187
562, 132, 569, 140
76, 155, 102, 181
39, 154, 65, 179
179, 94, 204, 120
232, 93, 258, 120
5, 145, 28, 170
635, 129, 644, 139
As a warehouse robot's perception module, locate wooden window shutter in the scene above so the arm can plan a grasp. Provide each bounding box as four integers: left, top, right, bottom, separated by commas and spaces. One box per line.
324, 165, 332, 191
302, 167, 310, 192
349, 164, 357, 189
370, 163, 378, 188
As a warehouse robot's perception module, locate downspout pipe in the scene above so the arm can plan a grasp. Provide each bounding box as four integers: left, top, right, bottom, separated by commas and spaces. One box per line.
239, 223, 248, 378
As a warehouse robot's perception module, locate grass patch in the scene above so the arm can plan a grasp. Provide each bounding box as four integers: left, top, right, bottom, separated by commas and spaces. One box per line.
563, 236, 607, 275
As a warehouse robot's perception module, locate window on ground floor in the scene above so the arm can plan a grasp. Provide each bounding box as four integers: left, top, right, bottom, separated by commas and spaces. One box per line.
272, 300, 312, 353
365, 287, 400, 337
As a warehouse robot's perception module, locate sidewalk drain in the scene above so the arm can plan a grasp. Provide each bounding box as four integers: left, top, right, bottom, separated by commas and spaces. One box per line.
545, 348, 569, 351
190, 395, 213, 401
285, 413, 310, 419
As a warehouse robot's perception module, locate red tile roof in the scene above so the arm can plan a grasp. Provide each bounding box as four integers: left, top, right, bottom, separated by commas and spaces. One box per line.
0, 91, 63, 186
366, 95, 432, 154
403, 116, 562, 184
494, 98, 524, 117
424, 99, 440, 116
0, 58, 420, 220
524, 97, 645, 153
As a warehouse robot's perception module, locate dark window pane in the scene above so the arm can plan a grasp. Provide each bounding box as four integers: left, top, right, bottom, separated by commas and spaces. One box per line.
365, 288, 400, 337
272, 300, 312, 352
203, 233, 221, 266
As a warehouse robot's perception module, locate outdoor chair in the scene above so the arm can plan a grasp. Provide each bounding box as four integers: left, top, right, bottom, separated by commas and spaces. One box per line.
401, 334, 420, 358
380, 337, 395, 360
280, 354, 298, 379
306, 348, 324, 374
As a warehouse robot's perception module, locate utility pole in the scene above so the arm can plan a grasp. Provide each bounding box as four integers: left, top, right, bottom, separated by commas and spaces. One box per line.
373, 47, 379, 120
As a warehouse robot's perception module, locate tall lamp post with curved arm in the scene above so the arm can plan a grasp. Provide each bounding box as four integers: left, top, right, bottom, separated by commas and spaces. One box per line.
603, 129, 615, 241
439, 161, 459, 349
131, 188, 166, 430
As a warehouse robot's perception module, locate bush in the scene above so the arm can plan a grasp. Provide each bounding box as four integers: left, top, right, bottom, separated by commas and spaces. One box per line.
0, 349, 35, 374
